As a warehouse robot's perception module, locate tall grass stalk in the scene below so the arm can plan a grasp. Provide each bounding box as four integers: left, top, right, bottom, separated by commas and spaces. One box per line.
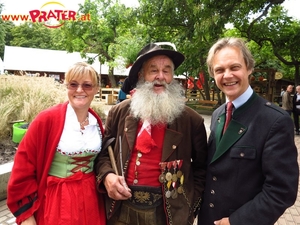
0, 75, 106, 139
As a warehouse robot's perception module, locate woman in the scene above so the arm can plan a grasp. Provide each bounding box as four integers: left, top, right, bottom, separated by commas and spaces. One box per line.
7, 62, 106, 225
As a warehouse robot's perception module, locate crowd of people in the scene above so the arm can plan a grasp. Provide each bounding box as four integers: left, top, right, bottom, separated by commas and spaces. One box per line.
7, 38, 299, 225
281, 84, 300, 135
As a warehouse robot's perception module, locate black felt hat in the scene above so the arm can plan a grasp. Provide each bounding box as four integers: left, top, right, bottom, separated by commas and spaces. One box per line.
127, 43, 185, 90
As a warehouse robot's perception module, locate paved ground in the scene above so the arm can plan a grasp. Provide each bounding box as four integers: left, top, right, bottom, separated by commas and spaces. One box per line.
1, 112, 300, 225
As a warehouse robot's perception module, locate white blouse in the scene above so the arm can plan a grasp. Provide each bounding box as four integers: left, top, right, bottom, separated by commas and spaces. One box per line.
57, 104, 102, 155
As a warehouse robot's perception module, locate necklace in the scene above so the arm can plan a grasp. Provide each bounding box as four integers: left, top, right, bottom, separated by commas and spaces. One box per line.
80, 116, 89, 133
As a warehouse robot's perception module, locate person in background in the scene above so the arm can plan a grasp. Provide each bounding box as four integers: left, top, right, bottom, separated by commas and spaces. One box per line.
117, 79, 128, 103
7, 62, 106, 225
94, 43, 208, 225
282, 84, 294, 115
293, 85, 300, 135
117, 89, 127, 103
198, 37, 298, 225
280, 86, 286, 97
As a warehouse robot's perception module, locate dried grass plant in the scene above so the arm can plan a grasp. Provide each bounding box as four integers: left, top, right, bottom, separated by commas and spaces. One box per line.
0, 75, 106, 140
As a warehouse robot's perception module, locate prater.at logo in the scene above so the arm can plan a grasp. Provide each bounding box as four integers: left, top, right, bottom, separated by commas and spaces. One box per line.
1, 1, 90, 28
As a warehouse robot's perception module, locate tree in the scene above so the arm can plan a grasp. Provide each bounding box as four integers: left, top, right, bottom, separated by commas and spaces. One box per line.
9, 22, 53, 49
0, 4, 14, 59
235, 5, 300, 84
135, 0, 293, 102
62, 0, 137, 87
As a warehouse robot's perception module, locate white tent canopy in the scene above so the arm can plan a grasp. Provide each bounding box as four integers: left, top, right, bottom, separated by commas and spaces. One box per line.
3, 46, 130, 76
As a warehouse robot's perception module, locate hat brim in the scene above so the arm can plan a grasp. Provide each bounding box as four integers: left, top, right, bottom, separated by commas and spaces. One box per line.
128, 49, 185, 89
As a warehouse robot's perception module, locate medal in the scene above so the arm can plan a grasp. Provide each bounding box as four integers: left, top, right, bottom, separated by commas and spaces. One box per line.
176, 170, 183, 178
166, 181, 172, 198
158, 162, 167, 183
166, 172, 172, 181
159, 174, 165, 183
177, 186, 183, 194
172, 161, 178, 182
172, 174, 178, 182
166, 190, 171, 198
178, 174, 184, 194
166, 162, 172, 181
176, 160, 183, 178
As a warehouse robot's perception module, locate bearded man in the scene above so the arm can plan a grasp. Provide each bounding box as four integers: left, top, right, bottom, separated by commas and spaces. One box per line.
94, 43, 208, 225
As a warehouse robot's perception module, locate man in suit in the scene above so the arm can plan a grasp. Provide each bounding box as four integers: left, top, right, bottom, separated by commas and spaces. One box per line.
95, 43, 208, 225
198, 37, 299, 225
293, 85, 300, 135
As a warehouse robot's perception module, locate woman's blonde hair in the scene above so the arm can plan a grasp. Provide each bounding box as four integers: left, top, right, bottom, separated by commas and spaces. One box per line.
64, 62, 99, 85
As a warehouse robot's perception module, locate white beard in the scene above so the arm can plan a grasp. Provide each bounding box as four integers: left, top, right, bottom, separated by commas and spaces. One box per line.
130, 79, 186, 124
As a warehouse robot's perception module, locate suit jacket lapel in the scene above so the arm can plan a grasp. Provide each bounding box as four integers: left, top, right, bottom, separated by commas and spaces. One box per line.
124, 116, 139, 151
215, 113, 225, 145
211, 120, 247, 163
161, 128, 183, 161
210, 92, 258, 163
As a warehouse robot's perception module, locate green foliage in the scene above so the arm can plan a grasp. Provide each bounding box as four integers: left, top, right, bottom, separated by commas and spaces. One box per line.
233, 4, 300, 83
0, 6, 15, 58
9, 22, 53, 49
1, 0, 300, 97
61, 0, 140, 87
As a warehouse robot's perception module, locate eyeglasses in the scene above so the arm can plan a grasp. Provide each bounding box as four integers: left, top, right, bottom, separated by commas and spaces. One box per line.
66, 82, 95, 90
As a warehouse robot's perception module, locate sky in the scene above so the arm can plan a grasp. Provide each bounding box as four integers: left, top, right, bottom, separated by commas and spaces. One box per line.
0, 0, 299, 20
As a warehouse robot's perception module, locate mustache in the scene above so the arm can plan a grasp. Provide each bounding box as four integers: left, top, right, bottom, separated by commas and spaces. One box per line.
142, 80, 167, 89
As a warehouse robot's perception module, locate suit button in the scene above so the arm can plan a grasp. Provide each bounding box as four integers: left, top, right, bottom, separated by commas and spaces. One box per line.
209, 203, 214, 208
212, 176, 217, 181
124, 128, 128, 132
240, 152, 245, 157
211, 190, 215, 195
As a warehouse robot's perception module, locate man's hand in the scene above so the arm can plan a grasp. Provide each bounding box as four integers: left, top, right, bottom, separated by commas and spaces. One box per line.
104, 173, 132, 200
214, 217, 230, 225
21, 215, 37, 225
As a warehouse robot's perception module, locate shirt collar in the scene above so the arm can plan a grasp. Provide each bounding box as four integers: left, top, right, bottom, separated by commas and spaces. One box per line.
226, 85, 253, 109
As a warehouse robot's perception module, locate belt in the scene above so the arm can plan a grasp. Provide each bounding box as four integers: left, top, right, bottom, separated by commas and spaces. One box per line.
126, 185, 163, 209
